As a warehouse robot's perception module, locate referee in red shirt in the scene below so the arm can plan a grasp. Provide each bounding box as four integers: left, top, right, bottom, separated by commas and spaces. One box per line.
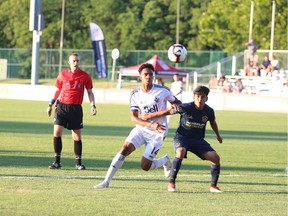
46, 53, 97, 170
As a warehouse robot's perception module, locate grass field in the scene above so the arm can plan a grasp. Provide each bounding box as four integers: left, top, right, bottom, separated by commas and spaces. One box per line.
0, 99, 287, 216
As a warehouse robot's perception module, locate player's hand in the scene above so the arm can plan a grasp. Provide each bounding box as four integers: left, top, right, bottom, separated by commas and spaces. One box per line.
172, 104, 182, 113
91, 106, 97, 116
142, 113, 151, 120
151, 122, 166, 133
47, 106, 52, 117
217, 135, 223, 143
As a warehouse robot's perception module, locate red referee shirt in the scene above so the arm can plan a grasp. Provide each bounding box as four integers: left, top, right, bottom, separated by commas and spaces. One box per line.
55, 69, 93, 104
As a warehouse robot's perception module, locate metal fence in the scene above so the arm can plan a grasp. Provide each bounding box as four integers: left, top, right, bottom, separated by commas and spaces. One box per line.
0, 48, 226, 80
188, 50, 288, 91
1, 48, 286, 92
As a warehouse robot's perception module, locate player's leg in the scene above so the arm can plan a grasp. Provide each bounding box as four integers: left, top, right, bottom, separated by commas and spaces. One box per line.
142, 133, 171, 175
168, 146, 186, 192
94, 127, 143, 188
72, 129, 85, 170
68, 104, 85, 170
94, 141, 135, 188
168, 134, 188, 192
49, 124, 64, 169
202, 150, 222, 192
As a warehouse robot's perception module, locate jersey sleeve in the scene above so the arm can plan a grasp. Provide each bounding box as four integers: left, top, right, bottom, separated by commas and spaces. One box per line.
208, 108, 216, 123
55, 73, 63, 90
166, 89, 177, 103
129, 89, 139, 113
85, 73, 93, 90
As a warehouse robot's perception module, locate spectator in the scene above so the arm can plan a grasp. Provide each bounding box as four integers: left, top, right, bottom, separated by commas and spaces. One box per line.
259, 55, 271, 76
218, 73, 225, 87
222, 77, 232, 93
171, 73, 184, 101
245, 60, 259, 77
208, 75, 218, 89
247, 38, 258, 64
270, 55, 280, 72
233, 78, 243, 94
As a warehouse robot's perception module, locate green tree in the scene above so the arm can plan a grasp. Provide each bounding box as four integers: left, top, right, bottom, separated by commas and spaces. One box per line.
198, 0, 287, 54
0, 0, 286, 55
0, 0, 31, 48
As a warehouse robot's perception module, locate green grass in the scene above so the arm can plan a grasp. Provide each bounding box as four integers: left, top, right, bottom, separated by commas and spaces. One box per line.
0, 99, 287, 216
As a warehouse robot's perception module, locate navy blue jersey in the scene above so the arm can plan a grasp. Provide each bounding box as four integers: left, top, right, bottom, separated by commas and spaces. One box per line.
176, 102, 215, 139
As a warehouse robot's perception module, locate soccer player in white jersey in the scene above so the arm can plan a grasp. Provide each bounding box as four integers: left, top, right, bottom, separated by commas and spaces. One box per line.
94, 63, 181, 188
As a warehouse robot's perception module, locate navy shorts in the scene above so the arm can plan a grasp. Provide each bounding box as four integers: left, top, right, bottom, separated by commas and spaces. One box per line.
174, 133, 215, 160
54, 103, 83, 130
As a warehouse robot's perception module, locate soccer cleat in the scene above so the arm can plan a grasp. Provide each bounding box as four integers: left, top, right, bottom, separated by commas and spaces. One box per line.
163, 154, 172, 178
210, 186, 223, 193
49, 162, 61, 169
168, 182, 176, 192
94, 181, 109, 189
75, 165, 86, 170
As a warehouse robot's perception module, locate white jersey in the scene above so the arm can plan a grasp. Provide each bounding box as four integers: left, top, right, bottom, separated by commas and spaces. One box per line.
130, 84, 175, 134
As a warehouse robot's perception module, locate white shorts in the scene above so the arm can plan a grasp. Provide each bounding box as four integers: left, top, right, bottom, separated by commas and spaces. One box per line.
125, 126, 165, 161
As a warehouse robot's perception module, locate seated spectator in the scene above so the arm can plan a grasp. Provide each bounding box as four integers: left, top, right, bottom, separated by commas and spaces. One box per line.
233, 78, 243, 94
208, 75, 218, 89
270, 55, 280, 71
259, 55, 271, 76
222, 77, 232, 93
218, 73, 225, 87
245, 60, 259, 76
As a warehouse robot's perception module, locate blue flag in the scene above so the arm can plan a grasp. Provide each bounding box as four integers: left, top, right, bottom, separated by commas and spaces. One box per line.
89, 22, 108, 78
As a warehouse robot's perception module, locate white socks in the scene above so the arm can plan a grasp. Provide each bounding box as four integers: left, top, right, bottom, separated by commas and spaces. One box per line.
104, 152, 125, 183
149, 155, 168, 170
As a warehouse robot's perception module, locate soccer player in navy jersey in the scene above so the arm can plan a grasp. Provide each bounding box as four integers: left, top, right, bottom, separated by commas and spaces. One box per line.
140, 86, 223, 193
94, 63, 181, 189
46, 53, 97, 170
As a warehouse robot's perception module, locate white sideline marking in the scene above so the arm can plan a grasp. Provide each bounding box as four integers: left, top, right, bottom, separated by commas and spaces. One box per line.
0, 173, 286, 180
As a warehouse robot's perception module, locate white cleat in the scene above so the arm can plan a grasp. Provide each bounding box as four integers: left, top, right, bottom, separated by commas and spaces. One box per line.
94, 181, 109, 189
163, 154, 172, 178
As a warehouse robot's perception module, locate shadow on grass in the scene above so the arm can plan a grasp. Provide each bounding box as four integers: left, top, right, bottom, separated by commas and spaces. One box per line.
0, 121, 286, 141
0, 153, 286, 175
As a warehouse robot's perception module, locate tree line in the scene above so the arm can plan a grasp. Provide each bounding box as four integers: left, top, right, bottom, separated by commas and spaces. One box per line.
0, 0, 286, 55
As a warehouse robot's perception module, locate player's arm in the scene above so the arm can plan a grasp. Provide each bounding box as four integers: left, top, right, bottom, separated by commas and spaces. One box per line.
87, 88, 97, 116
46, 87, 61, 117
131, 111, 166, 133
210, 120, 223, 143
174, 88, 183, 96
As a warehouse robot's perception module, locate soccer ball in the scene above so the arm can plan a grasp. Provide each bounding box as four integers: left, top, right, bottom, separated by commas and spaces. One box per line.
167, 44, 187, 63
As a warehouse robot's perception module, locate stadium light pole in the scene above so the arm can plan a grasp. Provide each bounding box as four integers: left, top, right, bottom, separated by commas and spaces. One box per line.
269, 0, 276, 60
248, 0, 254, 41
59, 0, 65, 73
29, 0, 43, 85
176, 0, 180, 44
175, 0, 180, 68
111, 48, 120, 81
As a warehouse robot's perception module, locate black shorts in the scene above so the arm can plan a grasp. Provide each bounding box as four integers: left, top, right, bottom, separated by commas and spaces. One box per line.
54, 103, 83, 130
174, 133, 215, 160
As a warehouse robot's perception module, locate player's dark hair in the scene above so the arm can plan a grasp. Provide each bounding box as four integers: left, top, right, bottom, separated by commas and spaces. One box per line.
193, 86, 210, 96
138, 63, 154, 74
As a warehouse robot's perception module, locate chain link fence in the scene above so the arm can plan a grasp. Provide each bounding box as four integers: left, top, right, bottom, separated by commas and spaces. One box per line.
0, 48, 226, 80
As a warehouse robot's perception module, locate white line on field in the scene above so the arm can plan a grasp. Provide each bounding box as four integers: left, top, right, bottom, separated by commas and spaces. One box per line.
0, 173, 286, 180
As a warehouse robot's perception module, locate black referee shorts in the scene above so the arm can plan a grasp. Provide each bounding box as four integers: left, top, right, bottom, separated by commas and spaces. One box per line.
54, 103, 83, 130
